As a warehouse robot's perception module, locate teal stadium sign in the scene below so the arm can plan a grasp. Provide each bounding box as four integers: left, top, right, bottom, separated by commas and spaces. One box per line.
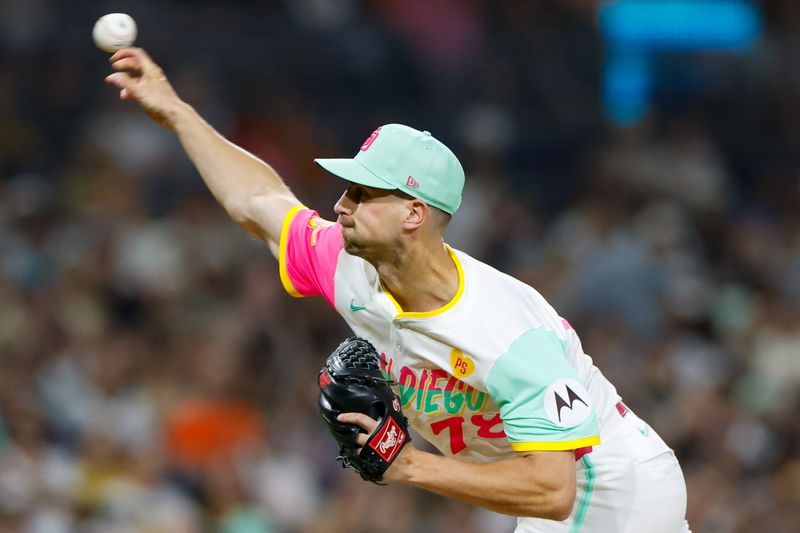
599, 0, 762, 124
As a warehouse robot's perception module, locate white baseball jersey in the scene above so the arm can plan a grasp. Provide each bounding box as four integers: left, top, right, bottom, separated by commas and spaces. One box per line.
279, 207, 690, 532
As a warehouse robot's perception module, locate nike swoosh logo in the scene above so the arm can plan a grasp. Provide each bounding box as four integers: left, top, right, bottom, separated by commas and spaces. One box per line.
638, 424, 651, 437
350, 298, 367, 312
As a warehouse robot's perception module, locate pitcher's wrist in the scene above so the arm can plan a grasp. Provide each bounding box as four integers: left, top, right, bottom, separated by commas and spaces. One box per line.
166, 101, 196, 131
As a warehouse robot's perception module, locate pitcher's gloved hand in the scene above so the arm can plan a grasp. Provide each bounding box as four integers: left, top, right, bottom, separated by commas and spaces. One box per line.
318, 337, 411, 484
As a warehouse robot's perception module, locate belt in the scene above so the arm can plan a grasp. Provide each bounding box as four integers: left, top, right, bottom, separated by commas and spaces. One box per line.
575, 401, 628, 461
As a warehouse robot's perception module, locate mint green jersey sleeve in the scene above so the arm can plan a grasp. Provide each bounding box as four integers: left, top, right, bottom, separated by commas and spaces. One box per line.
485, 328, 600, 452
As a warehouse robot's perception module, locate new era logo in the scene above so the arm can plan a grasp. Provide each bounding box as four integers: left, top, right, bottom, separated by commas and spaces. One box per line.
406, 176, 420, 189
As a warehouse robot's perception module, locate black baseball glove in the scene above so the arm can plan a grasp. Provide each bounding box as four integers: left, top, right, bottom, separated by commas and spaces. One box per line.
318, 337, 411, 483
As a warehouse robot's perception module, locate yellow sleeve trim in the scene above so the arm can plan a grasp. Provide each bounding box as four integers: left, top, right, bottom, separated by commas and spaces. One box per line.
278, 205, 307, 298
510, 435, 601, 452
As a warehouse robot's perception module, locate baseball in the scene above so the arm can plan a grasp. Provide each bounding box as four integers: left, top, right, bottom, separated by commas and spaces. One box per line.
92, 13, 137, 52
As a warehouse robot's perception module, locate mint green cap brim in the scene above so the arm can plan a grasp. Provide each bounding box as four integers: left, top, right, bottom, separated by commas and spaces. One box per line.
314, 124, 464, 214
313, 158, 397, 190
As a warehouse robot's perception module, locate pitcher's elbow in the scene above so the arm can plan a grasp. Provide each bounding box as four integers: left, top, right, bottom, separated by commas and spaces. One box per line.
225, 199, 249, 225
550, 488, 576, 521
532, 487, 575, 521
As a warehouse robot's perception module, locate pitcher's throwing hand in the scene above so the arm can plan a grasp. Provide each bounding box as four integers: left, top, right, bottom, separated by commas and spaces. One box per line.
106, 48, 185, 129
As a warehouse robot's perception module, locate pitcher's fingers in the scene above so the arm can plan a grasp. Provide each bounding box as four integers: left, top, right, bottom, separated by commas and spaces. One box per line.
337, 412, 378, 432
108, 48, 158, 73
111, 57, 144, 77
108, 47, 140, 63
105, 72, 134, 90
117, 47, 158, 72
111, 57, 141, 74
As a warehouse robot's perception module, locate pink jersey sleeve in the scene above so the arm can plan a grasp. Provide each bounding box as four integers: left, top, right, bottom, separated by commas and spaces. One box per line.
278, 206, 343, 308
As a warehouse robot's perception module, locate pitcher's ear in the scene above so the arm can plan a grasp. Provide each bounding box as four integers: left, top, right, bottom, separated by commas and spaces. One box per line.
403, 199, 428, 230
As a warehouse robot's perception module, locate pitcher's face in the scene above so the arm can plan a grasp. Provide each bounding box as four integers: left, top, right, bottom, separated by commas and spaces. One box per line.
334, 183, 411, 260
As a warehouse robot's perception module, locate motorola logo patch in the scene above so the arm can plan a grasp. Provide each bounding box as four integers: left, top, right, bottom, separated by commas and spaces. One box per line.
543, 379, 592, 428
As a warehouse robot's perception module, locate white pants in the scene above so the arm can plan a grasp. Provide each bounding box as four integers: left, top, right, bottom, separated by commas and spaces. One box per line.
516, 408, 691, 533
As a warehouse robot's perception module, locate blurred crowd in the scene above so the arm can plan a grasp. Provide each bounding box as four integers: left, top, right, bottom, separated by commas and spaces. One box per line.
0, 1, 798, 532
